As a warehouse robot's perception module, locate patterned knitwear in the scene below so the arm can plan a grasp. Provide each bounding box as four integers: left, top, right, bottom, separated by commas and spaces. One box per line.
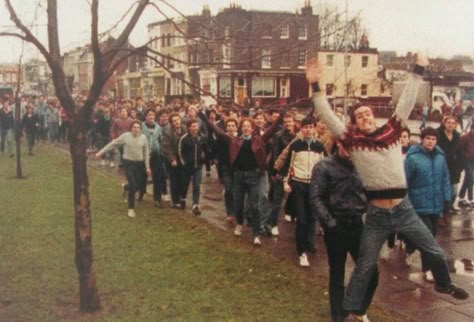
311, 72, 424, 199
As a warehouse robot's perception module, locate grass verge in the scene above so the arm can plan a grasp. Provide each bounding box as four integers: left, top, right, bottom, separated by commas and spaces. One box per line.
0, 144, 403, 321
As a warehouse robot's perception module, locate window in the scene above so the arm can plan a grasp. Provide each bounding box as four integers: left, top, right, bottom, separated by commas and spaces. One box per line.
326, 84, 334, 96
298, 49, 307, 67
224, 26, 230, 38
344, 55, 351, 67
223, 45, 231, 68
167, 33, 171, 46
219, 77, 232, 97
361, 84, 368, 97
161, 36, 166, 47
280, 78, 290, 98
252, 77, 276, 97
280, 51, 290, 68
262, 49, 271, 69
326, 54, 334, 67
362, 56, 369, 68
298, 25, 307, 39
280, 25, 289, 39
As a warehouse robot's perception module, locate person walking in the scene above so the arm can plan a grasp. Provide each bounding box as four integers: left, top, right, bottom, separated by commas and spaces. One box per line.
282, 116, 326, 266
22, 104, 40, 155
161, 113, 187, 209
96, 120, 150, 218
311, 141, 377, 322
141, 109, 163, 207
0, 102, 14, 157
198, 109, 285, 245
178, 119, 208, 215
405, 127, 452, 282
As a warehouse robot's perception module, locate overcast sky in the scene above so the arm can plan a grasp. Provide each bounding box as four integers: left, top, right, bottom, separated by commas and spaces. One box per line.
0, 0, 473, 63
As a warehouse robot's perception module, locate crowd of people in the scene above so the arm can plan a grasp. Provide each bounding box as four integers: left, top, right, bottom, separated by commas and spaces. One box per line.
1, 52, 473, 322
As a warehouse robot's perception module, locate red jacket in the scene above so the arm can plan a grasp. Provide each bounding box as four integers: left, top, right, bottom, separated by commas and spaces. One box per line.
199, 112, 283, 171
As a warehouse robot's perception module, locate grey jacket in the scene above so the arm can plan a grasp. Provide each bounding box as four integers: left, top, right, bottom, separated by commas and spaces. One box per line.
310, 155, 367, 229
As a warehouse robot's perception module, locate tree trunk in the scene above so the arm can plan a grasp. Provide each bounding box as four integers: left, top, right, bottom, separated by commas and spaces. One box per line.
69, 117, 100, 312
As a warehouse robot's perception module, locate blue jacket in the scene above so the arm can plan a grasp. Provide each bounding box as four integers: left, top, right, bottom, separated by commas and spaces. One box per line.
141, 122, 162, 155
405, 144, 451, 216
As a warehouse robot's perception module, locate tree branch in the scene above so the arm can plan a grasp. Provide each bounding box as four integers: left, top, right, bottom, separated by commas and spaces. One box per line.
5, 0, 52, 65
0, 31, 27, 41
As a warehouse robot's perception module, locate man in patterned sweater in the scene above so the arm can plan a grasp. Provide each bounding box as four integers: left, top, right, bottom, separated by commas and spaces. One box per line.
306, 52, 468, 320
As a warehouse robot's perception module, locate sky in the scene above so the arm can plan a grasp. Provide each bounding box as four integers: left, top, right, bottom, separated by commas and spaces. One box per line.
0, 0, 473, 63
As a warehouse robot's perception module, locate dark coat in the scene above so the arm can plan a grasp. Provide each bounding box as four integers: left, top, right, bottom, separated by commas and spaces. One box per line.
310, 155, 367, 229
437, 127, 462, 184
21, 113, 39, 134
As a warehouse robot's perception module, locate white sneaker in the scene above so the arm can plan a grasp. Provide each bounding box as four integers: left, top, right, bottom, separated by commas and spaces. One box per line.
162, 194, 170, 202
109, 161, 115, 168
234, 224, 243, 237
100, 160, 106, 166
424, 271, 434, 282
299, 253, 310, 267
354, 314, 371, 322
284, 214, 292, 222
127, 209, 136, 218
271, 226, 279, 236
253, 236, 262, 246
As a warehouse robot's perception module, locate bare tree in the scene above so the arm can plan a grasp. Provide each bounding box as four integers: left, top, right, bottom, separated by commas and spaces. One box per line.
1, 0, 150, 312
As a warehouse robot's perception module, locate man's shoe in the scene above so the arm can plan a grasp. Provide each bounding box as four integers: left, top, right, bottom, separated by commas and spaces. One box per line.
172, 203, 182, 209
109, 161, 115, 168
127, 209, 136, 218
180, 201, 186, 209
154, 201, 161, 208
284, 214, 292, 222
192, 205, 201, 216
100, 160, 106, 166
423, 271, 434, 283
234, 224, 243, 237
435, 284, 469, 300
299, 253, 310, 267
458, 199, 470, 208
162, 194, 170, 202
253, 236, 262, 246
271, 226, 279, 236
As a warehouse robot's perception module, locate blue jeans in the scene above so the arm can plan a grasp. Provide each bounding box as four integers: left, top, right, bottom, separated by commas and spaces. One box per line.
222, 165, 234, 217
183, 166, 202, 205
1, 129, 13, 155
234, 170, 261, 236
343, 197, 451, 312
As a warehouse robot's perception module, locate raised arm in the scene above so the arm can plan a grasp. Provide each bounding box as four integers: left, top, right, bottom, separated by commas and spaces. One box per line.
198, 111, 230, 142
306, 59, 346, 138
393, 52, 429, 122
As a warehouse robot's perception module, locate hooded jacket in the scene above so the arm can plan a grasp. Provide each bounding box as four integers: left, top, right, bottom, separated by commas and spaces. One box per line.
405, 144, 451, 215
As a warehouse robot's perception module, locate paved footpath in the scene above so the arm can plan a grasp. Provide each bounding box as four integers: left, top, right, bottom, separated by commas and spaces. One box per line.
84, 139, 474, 322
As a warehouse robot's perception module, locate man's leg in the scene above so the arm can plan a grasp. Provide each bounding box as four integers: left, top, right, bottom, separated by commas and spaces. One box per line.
192, 167, 202, 206
347, 220, 379, 317
343, 206, 391, 312
396, 204, 451, 288
292, 182, 310, 256
323, 225, 350, 321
